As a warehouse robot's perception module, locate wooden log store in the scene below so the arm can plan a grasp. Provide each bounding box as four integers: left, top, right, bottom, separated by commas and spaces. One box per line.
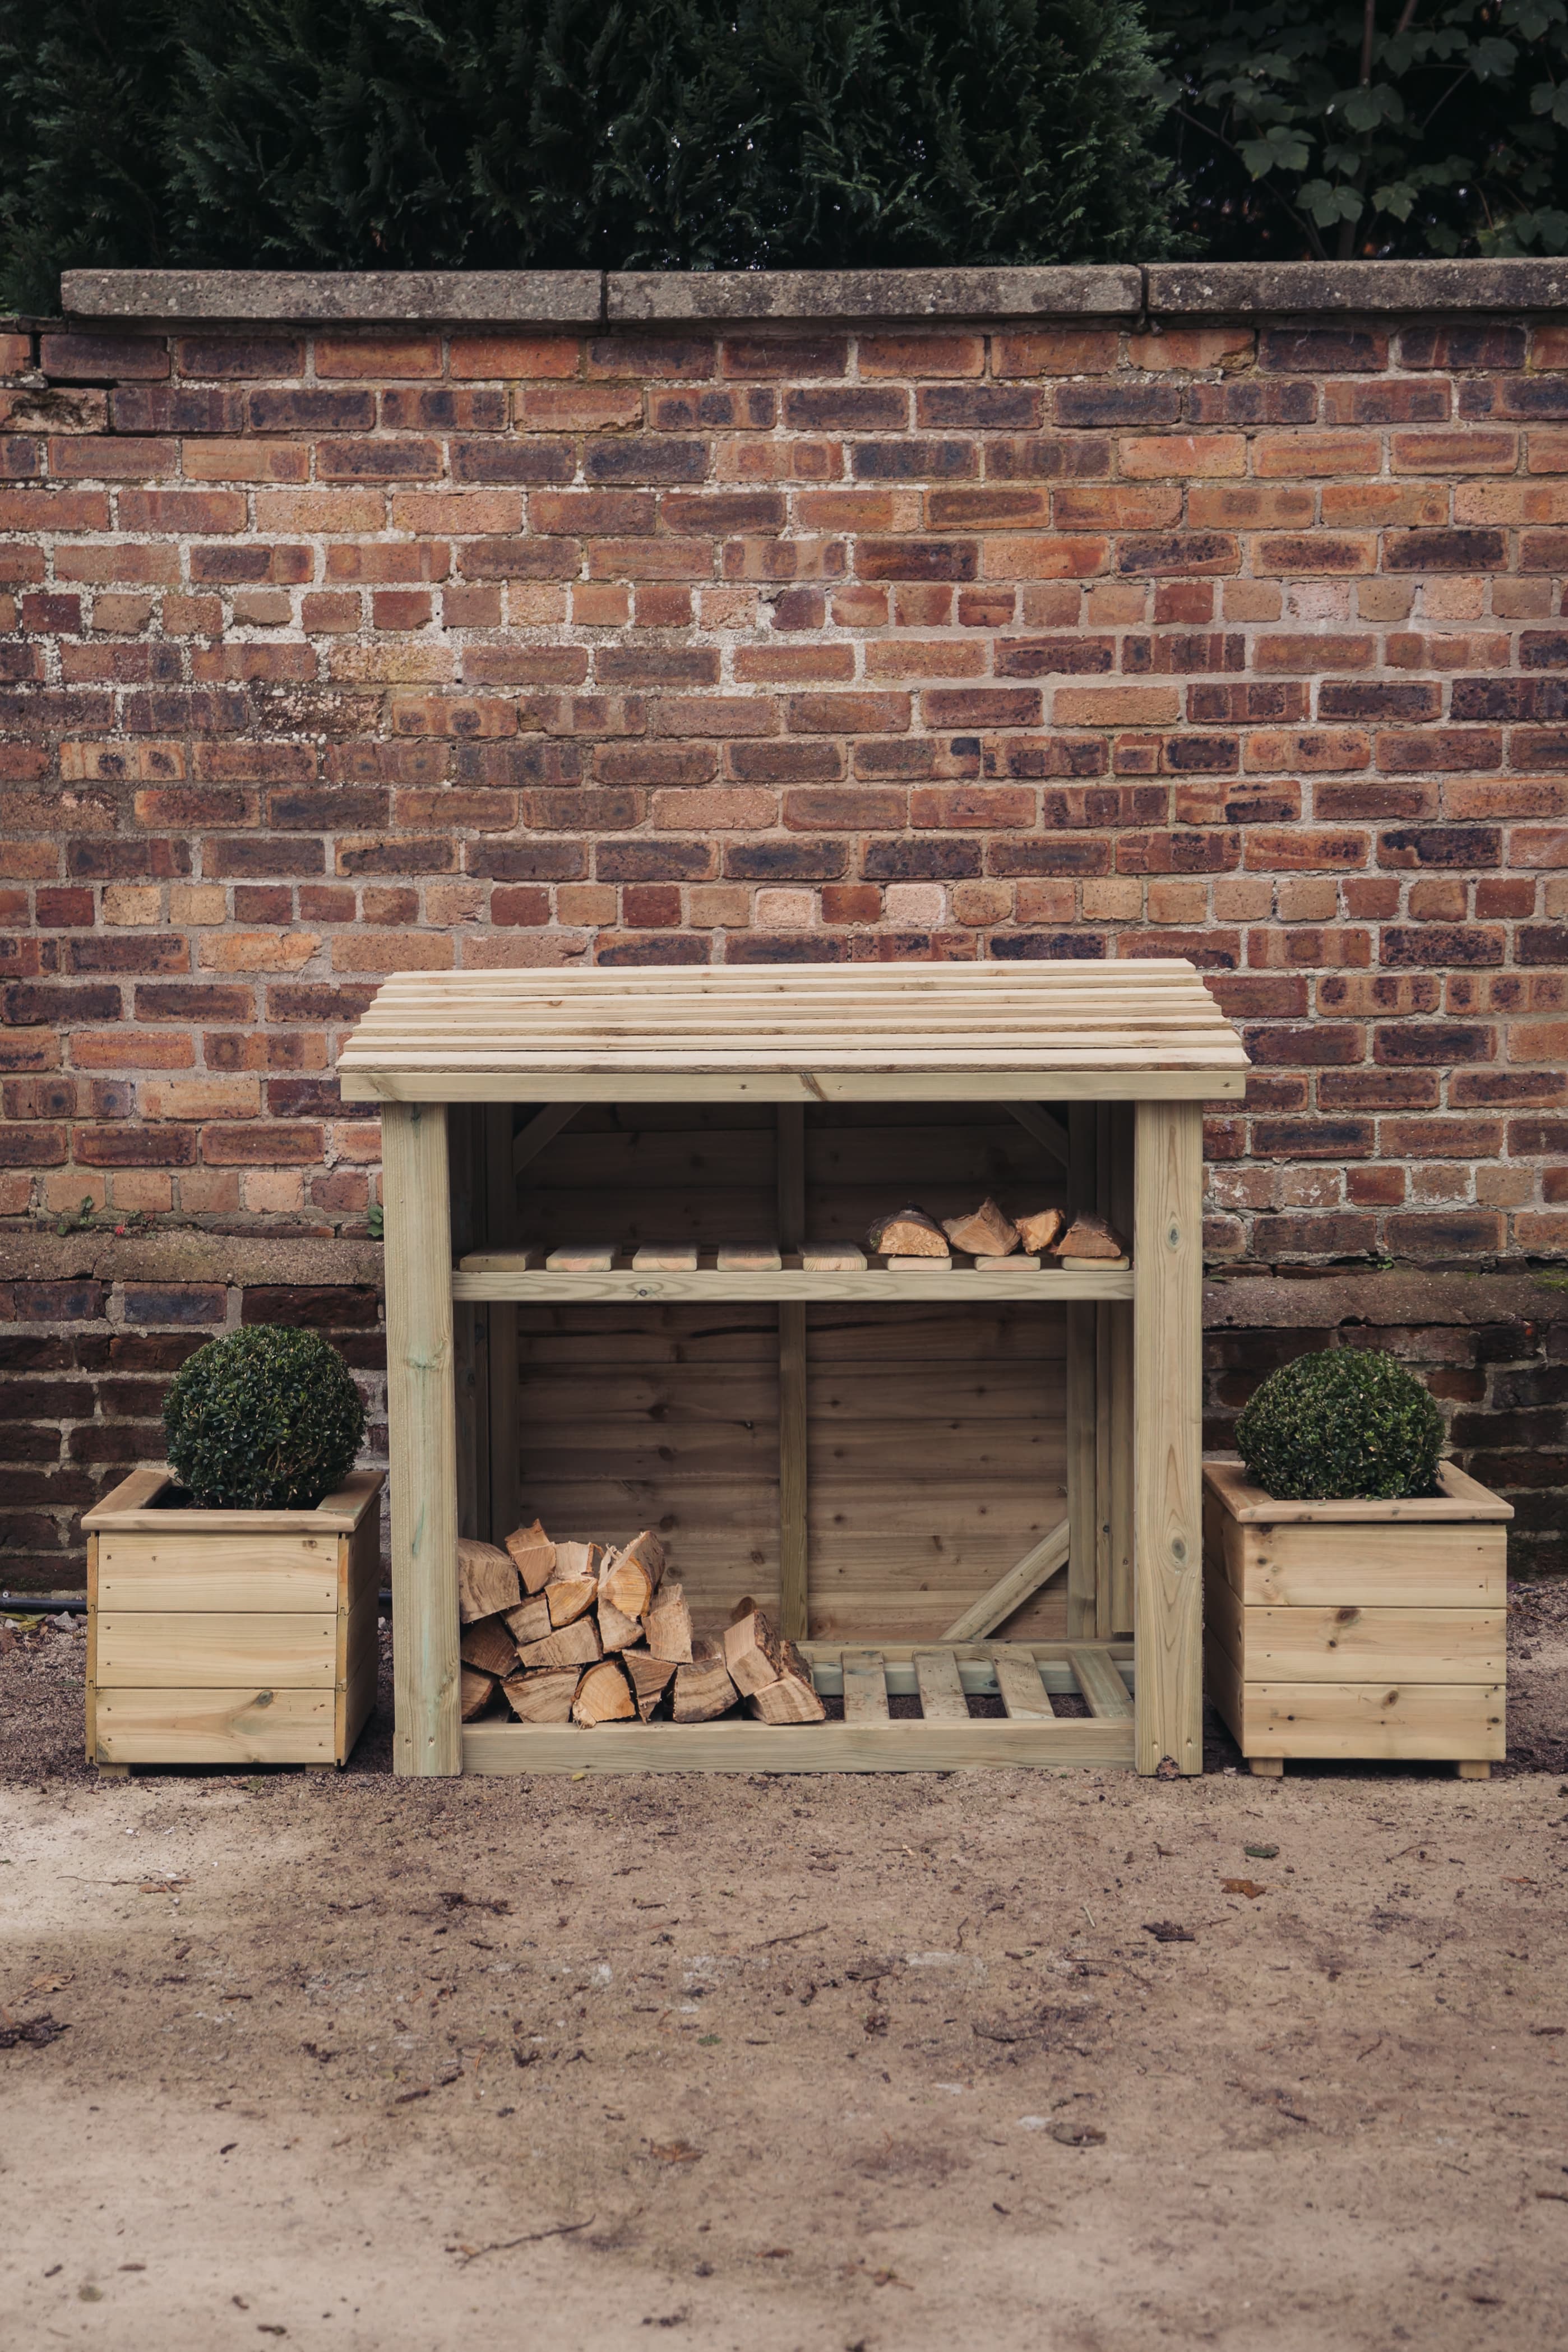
337, 963, 1248, 1777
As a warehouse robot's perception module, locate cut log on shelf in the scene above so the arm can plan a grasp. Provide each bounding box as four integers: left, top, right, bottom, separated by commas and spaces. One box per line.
460, 1666, 497, 1721
503, 1518, 556, 1594
516, 1616, 602, 1671
545, 1576, 598, 1628
672, 1637, 739, 1722
1052, 1211, 1127, 1260
1015, 1205, 1066, 1255
502, 1667, 579, 1725
625, 1651, 677, 1721
748, 1642, 826, 1725
553, 1539, 603, 1582
942, 1198, 1019, 1258
724, 1606, 785, 1697
504, 1592, 553, 1647
572, 1658, 636, 1725
599, 1527, 665, 1623
457, 1538, 521, 1625
645, 1579, 693, 1664
597, 1596, 644, 1652
460, 1615, 519, 1680
866, 1205, 950, 1258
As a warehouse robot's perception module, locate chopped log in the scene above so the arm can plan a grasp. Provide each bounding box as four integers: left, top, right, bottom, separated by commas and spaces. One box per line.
503, 1518, 556, 1594
942, 1197, 1019, 1258
456, 1538, 521, 1625
866, 1205, 949, 1258
618, 1527, 666, 1593
503, 1592, 553, 1646
460, 1615, 519, 1680
645, 1579, 693, 1664
1053, 1210, 1127, 1260
625, 1651, 677, 1721
545, 1577, 598, 1628
748, 1648, 826, 1725
723, 1606, 785, 1698
502, 1668, 579, 1725
516, 1616, 601, 1671
1015, 1205, 1066, 1255
460, 1666, 497, 1721
598, 1558, 651, 1622
553, 1538, 603, 1582
672, 1637, 739, 1722
596, 1596, 644, 1652
573, 1658, 636, 1726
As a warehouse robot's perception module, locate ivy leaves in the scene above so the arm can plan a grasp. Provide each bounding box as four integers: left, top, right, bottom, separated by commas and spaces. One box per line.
1151, 0, 1568, 258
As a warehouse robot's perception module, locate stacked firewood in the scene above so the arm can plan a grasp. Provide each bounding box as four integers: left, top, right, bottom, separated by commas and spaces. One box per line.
867, 1200, 1128, 1263
455, 1524, 825, 1729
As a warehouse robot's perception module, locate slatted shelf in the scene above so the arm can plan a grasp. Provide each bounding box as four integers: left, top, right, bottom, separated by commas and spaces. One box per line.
461, 1642, 1137, 1773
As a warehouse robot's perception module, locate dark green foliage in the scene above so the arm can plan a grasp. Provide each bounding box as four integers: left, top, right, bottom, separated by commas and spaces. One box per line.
0, 0, 1180, 311
1149, 0, 1568, 260
1235, 1348, 1445, 1503
161, 1324, 366, 1510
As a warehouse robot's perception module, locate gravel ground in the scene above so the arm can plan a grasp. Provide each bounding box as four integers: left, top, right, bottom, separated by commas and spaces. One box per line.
2, 1592, 1566, 2351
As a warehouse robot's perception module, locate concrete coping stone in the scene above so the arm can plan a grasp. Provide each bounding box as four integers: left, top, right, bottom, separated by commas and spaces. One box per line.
58, 257, 1568, 327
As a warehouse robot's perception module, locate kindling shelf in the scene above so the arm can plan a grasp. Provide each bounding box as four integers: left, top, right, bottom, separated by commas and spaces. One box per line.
340, 962, 1248, 1780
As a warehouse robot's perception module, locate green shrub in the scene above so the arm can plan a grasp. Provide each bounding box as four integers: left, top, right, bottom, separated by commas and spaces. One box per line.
0, 0, 1181, 312
1234, 1347, 1444, 1503
162, 1324, 366, 1510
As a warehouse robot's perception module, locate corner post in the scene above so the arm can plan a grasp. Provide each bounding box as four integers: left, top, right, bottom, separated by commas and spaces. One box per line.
1133, 1099, 1204, 1776
382, 1099, 462, 1777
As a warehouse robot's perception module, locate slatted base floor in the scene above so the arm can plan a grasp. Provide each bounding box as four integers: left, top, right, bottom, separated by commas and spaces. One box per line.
461, 1642, 1136, 1773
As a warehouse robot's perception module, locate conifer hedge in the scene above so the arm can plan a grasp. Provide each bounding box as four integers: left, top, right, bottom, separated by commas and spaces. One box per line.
0, 0, 1179, 311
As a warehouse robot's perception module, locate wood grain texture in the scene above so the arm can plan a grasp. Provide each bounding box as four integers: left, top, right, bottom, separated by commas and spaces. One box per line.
1205, 1578, 1505, 1684
453, 1266, 1132, 1304
992, 1647, 1055, 1720
93, 1612, 338, 1689
842, 1650, 890, 1723
776, 1104, 808, 1643
461, 1717, 1135, 1773
1065, 1105, 1098, 1642
95, 1532, 340, 1612
95, 1689, 336, 1766
382, 1098, 461, 1777
486, 1104, 522, 1549
941, 1518, 1069, 1641
81, 1467, 381, 1536
1237, 1680, 1504, 1762
1070, 1646, 1135, 1720
1133, 1099, 1204, 1776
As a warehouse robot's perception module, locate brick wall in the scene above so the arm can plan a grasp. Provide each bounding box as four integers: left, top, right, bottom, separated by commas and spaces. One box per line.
0, 265, 1564, 1586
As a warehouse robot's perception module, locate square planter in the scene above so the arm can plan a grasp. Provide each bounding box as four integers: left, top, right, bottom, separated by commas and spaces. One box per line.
1202, 1459, 1511, 1779
80, 1467, 383, 1772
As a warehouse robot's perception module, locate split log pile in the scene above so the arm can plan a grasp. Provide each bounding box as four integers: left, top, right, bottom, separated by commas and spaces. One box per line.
454, 1528, 825, 1730
866, 1196, 1128, 1264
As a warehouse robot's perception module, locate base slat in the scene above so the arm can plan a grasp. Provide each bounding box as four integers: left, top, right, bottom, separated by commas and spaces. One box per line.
842, 1650, 890, 1724
992, 1648, 1056, 1720
462, 1719, 1134, 1773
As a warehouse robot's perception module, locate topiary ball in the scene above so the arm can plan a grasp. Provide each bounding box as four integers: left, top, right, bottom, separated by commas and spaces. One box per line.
1234, 1347, 1444, 1503
162, 1325, 366, 1510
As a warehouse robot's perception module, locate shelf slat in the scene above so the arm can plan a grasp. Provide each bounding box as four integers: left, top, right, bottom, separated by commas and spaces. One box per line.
451, 1264, 1135, 1304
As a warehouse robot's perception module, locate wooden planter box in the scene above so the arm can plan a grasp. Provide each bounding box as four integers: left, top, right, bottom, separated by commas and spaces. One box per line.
1202, 1459, 1511, 1778
80, 1468, 383, 1772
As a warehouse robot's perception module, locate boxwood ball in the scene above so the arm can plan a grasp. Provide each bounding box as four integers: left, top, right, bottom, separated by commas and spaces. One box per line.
162, 1325, 367, 1510
1234, 1347, 1444, 1503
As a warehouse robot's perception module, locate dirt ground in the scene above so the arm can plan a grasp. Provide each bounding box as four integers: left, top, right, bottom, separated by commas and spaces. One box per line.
3, 1598, 1567, 2352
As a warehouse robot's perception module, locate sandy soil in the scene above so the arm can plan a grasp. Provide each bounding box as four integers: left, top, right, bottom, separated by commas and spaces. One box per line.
2, 1598, 1567, 2352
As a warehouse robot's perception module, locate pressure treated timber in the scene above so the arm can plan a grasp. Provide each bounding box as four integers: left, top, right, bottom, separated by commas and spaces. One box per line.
82, 1468, 382, 1769
1065, 1106, 1098, 1642
454, 1262, 1134, 1304
463, 1717, 1135, 1772
992, 1648, 1056, 1719
485, 1105, 522, 1547
1132, 1099, 1204, 1776
777, 1105, 808, 1643
344, 960, 1245, 1778
383, 1100, 462, 1777
1202, 1459, 1511, 1772
942, 1518, 1070, 1641
1069, 1647, 1135, 1720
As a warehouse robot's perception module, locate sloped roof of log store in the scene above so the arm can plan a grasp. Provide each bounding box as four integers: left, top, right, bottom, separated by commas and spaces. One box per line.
336, 963, 1250, 1101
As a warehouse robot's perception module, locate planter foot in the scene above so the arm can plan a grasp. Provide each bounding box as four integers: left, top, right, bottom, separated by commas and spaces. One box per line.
1455, 1760, 1491, 1780
1247, 1755, 1285, 1778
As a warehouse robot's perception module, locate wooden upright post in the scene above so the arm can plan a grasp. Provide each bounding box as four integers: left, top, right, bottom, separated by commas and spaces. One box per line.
1132, 1099, 1204, 1776
484, 1106, 521, 1547
382, 1099, 462, 1777
1065, 1105, 1098, 1639
776, 1104, 808, 1641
